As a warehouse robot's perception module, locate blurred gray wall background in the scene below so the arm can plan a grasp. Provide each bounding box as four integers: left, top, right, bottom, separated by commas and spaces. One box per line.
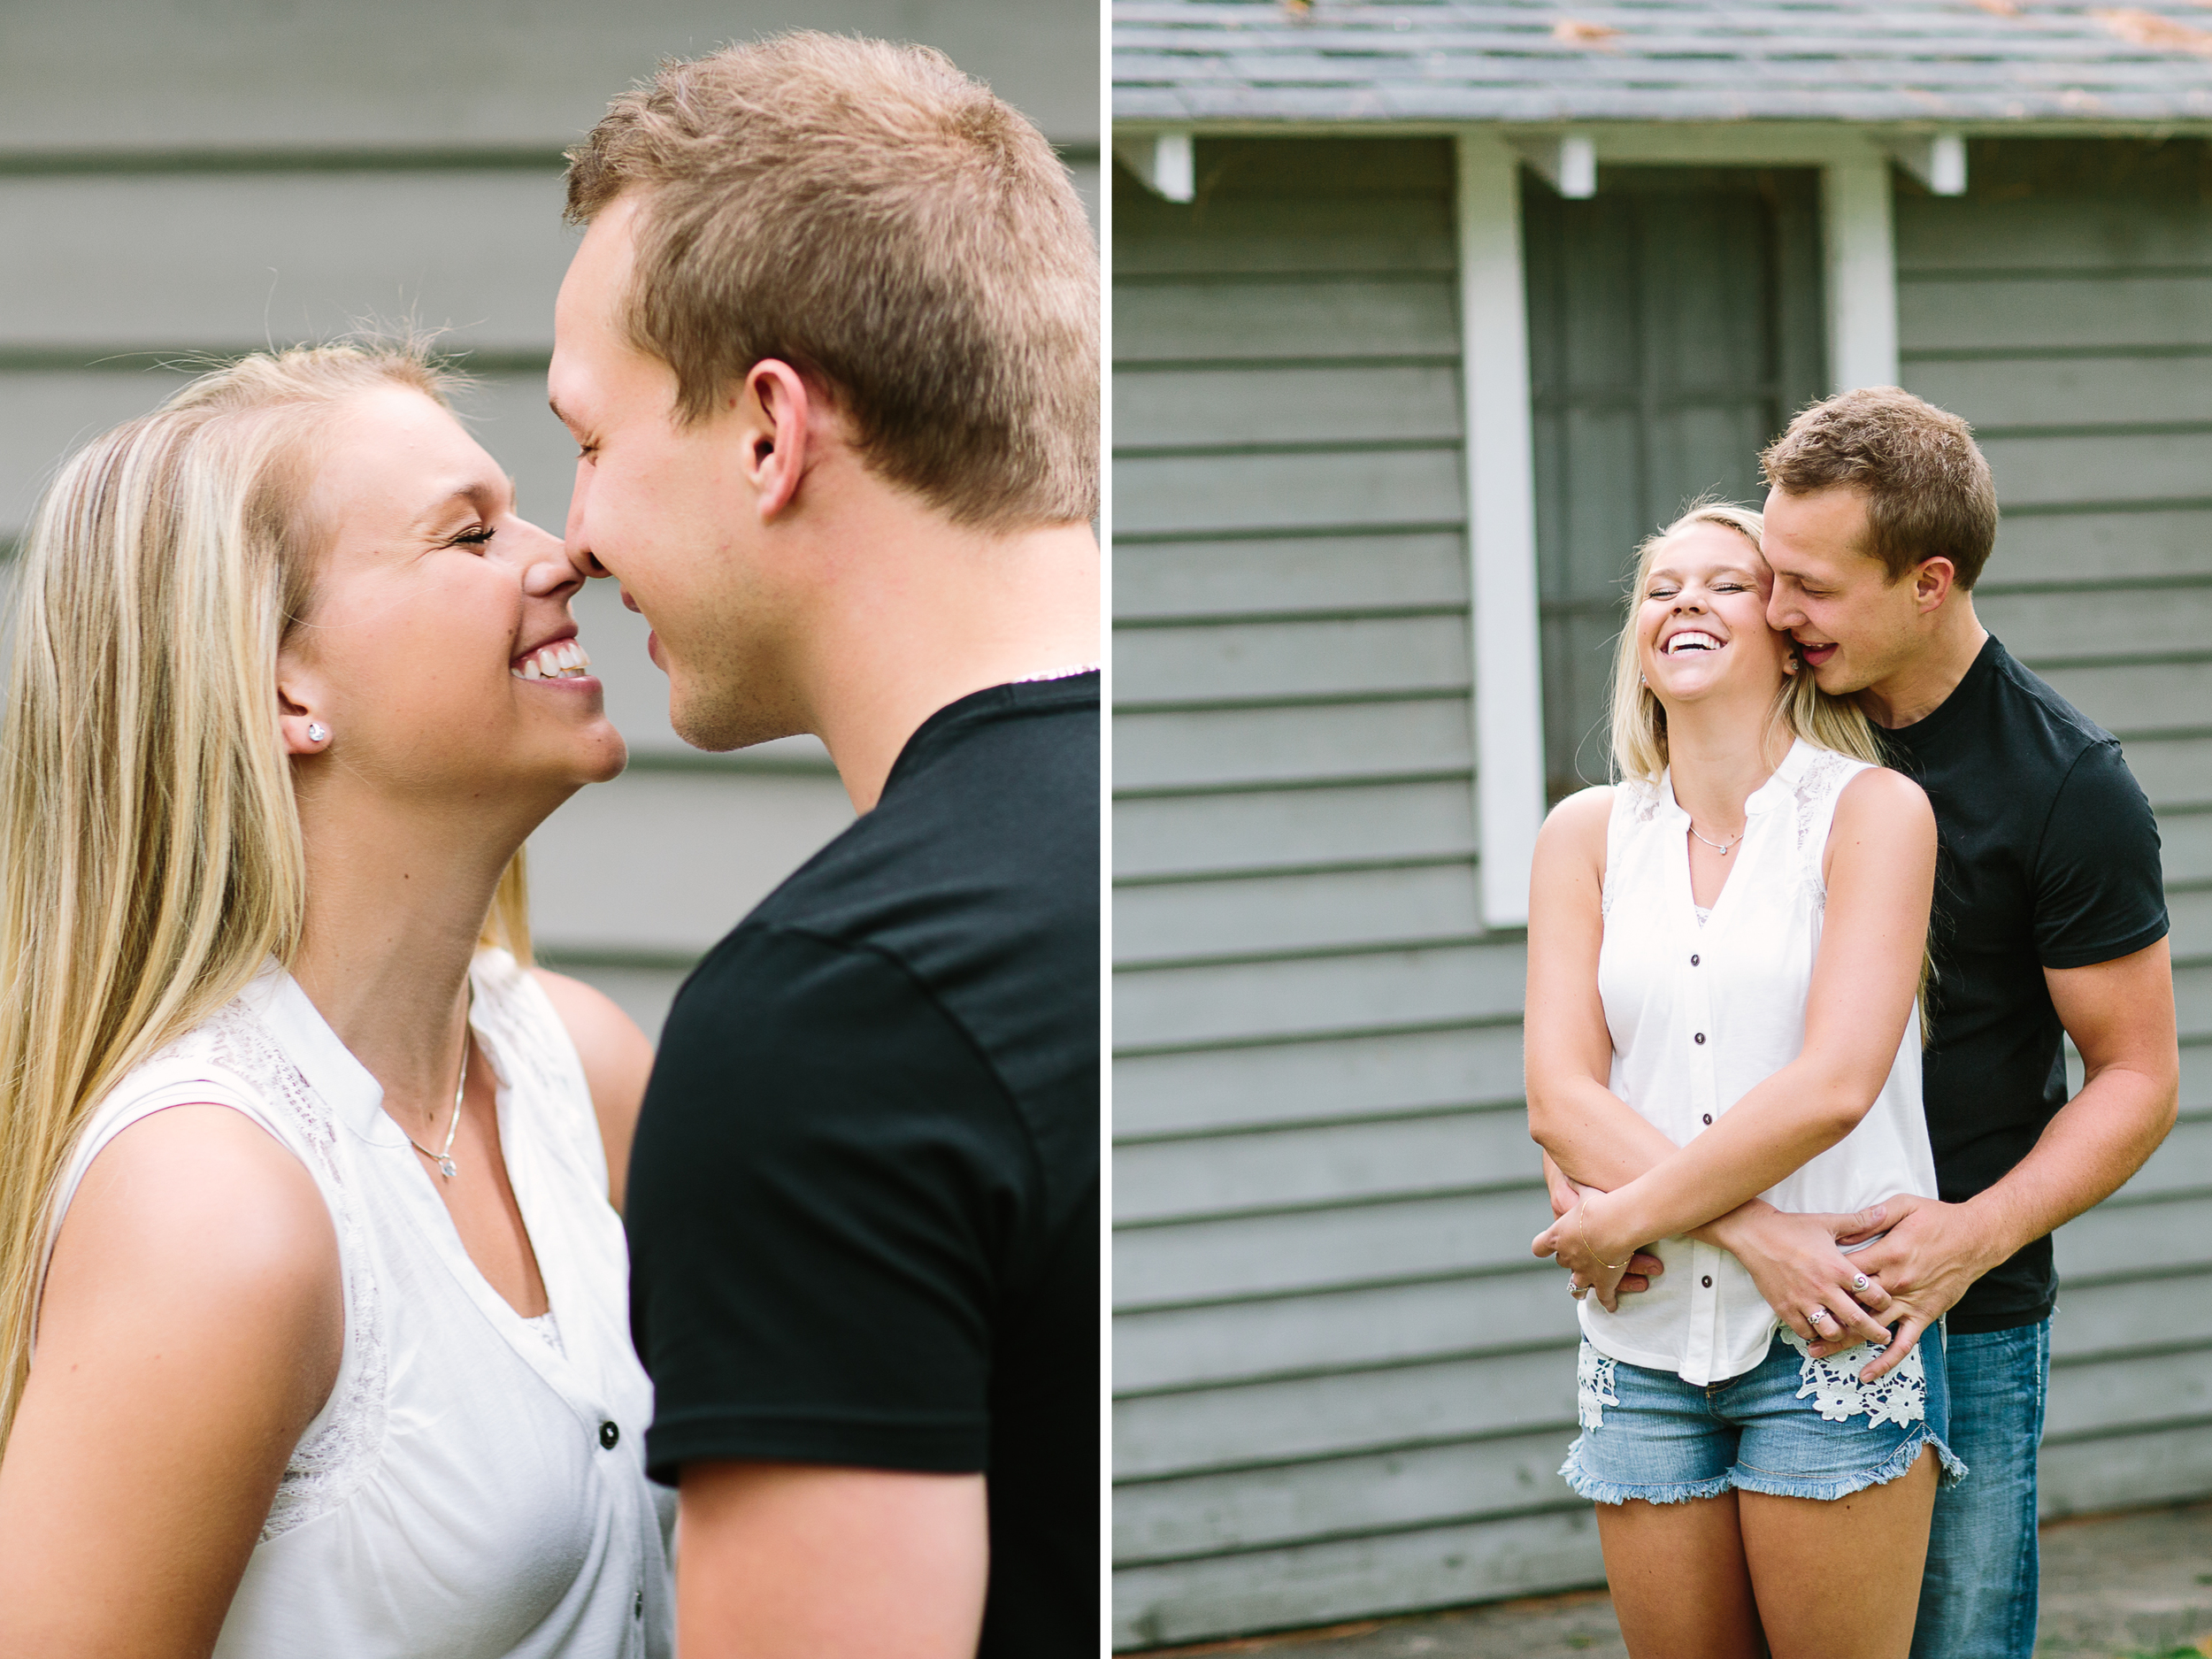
0, 0, 1098, 1035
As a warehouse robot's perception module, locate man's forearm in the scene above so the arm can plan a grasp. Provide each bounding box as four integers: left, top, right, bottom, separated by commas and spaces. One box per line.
1962, 1061, 2177, 1268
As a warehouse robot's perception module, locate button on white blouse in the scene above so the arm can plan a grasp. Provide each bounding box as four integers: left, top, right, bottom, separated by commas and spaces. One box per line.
39, 949, 674, 1657
1582, 739, 1941, 1385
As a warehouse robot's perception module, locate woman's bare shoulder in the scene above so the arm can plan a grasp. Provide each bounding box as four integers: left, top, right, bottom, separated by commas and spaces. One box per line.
28, 1104, 341, 1474
1, 1105, 341, 1647
1832, 764, 1935, 840
42, 1104, 340, 1349
1538, 784, 1616, 856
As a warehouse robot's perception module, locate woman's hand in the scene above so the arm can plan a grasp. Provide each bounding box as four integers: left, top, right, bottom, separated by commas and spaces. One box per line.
1706, 1202, 1896, 1350
1542, 1156, 1667, 1299
1532, 1192, 1642, 1312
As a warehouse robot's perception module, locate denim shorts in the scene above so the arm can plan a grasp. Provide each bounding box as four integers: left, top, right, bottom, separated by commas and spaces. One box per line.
1562, 1329, 1968, 1505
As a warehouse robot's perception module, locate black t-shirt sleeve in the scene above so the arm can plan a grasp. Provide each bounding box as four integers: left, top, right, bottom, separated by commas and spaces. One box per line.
626, 924, 1027, 1484
2032, 740, 2169, 971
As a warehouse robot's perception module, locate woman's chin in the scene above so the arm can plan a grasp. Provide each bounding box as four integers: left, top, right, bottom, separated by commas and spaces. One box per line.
581, 733, 629, 784
1650, 662, 1779, 707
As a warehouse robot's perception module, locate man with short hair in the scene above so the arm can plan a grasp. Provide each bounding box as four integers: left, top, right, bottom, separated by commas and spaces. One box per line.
549, 35, 1099, 1659
1759, 387, 2177, 1659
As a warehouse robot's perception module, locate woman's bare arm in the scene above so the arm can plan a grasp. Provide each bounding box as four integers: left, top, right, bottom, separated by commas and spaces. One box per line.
534, 969, 655, 1214
1524, 787, 1700, 1186
0, 1105, 341, 1659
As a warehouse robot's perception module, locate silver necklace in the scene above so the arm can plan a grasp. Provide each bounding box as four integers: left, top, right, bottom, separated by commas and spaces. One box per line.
403, 986, 472, 1180
1690, 822, 1744, 856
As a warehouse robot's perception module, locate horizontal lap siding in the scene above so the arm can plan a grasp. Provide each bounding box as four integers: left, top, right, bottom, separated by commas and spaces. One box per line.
1114, 140, 1587, 1648
1898, 140, 2212, 1519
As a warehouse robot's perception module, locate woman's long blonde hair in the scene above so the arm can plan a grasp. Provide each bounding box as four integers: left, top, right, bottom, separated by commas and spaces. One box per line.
0, 345, 530, 1446
1607, 502, 1889, 783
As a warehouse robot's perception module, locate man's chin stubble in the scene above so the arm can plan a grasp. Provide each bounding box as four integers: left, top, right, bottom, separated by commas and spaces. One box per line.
669, 678, 806, 755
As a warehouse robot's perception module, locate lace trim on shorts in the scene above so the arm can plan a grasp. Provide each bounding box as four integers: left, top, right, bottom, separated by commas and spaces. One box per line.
1777, 1327, 1926, 1428
1576, 1343, 1620, 1430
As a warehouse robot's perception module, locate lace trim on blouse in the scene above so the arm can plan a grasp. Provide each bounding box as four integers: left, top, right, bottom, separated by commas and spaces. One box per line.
141, 1002, 389, 1542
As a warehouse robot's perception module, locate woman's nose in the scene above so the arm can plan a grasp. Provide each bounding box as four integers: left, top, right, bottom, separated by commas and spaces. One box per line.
515, 525, 588, 598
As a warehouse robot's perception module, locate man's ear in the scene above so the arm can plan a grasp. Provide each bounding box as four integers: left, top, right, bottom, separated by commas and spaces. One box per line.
740, 360, 814, 523
1912, 557, 1959, 614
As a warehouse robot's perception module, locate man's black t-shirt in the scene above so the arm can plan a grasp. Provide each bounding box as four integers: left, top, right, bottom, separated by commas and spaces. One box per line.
625, 674, 1099, 1657
1883, 636, 2166, 1332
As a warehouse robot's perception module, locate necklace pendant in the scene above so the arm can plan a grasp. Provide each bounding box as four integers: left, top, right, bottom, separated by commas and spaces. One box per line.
437, 1156, 457, 1180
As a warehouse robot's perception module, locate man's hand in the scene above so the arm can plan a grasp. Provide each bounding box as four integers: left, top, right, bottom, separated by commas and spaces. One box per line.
1809, 1191, 2006, 1379
1705, 1201, 1898, 1353
1542, 1153, 1663, 1297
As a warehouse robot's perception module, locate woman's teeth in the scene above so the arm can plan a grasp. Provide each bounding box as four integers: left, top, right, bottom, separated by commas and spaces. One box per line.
1665, 631, 1723, 654
513, 641, 592, 681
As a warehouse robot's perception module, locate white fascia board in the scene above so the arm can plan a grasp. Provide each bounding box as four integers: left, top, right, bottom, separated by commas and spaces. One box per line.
1455, 131, 1546, 931
1112, 130, 1194, 201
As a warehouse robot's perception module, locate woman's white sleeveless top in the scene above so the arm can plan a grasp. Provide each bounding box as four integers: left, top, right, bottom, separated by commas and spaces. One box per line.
1582, 739, 1940, 1385
38, 949, 674, 1657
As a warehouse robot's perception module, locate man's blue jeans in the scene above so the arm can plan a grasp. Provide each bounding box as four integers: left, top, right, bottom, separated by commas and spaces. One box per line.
1910, 1319, 2051, 1659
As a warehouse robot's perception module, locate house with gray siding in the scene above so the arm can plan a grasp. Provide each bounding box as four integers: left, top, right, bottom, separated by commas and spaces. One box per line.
0, 0, 1097, 1037
1112, 3, 2212, 1645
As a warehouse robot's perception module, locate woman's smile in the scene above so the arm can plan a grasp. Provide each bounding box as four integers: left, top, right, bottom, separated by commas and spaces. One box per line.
511, 635, 597, 683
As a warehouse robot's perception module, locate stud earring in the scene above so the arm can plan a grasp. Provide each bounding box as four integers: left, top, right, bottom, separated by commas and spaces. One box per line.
305, 722, 329, 744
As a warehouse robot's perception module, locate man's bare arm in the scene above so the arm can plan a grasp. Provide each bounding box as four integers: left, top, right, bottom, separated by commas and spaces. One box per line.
1823, 937, 2179, 1371
677, 1462, 988, 1659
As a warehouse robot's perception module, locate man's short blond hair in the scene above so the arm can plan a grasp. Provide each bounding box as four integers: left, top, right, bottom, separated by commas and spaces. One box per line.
1760, 387, 1998, 588
565, 32, 1098, 529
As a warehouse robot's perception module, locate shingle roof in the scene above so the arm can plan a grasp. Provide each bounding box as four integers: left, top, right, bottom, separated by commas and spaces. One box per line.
1114, 2, 2212, 125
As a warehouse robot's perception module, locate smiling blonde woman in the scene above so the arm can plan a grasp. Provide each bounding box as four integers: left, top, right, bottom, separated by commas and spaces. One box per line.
0, 346, 673, 1657
1521, 503, 1961, 1659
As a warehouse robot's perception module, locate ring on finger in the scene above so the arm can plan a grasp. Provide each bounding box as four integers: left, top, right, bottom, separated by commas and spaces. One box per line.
1851, 1272, 1870, 1292
1809, 1307, 1832, 1328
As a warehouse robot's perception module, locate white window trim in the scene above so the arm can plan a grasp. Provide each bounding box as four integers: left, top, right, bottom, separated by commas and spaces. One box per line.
1455, 133, 1547, 929
1455, 123, 1910, 928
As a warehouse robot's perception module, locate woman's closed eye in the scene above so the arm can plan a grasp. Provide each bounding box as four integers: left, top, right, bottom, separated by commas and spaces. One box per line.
449, 525, 495, 549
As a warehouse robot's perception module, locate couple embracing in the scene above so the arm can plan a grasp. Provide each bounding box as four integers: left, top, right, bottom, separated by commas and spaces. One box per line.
0, 33, 1097, 1659
1529, 388, 2177, 1659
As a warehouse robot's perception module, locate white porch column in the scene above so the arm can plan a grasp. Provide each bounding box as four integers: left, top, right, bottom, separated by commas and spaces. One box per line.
1455, 132, 1546, 930
1821, 157, 1900, 390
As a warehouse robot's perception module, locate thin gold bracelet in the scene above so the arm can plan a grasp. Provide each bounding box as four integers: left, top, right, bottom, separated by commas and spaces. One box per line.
1580, 1214, 1629, 1271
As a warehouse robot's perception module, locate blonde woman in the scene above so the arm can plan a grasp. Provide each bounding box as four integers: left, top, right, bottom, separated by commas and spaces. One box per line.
1524, 504, 1963, 1659
0, 347, 673, 1656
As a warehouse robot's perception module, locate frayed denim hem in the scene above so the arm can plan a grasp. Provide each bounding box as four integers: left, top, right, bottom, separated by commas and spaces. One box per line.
1732, 1425, 1969, 1502
1558, 1441, 1733, 1507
